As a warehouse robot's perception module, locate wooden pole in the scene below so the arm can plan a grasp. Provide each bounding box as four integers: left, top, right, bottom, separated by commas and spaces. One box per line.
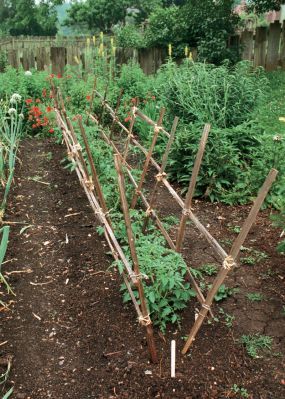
176, 124, 211, 252
110, 88, 123, 139
123, 107, 136, 161
77, 115, 112, 226
85, 77, 97, 125
142, 116, 179, 233
130, 107, 165, 209
98, 83, 109, 124
182, 168, 278, 355
114, 154, 158, 364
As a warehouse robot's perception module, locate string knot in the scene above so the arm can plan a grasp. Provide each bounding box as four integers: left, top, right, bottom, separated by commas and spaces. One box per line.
145, 206, 153, 217
132, 106, 138, 117
84, 179, 94, 191
155, 172, 167, 182
182, 208, 191, 216
154, 124, 162, 134
223, 256, 235, 271
138, 314, 152, 326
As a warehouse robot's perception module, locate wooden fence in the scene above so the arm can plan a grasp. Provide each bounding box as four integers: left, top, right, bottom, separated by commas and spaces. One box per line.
2, 21, 285, 74
0, 36, 167, 75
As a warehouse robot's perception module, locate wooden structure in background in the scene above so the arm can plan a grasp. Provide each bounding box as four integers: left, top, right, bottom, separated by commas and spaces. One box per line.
2, 21, 285, 74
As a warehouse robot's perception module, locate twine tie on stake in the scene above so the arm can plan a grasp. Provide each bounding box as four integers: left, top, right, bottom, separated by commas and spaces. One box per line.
155, 172, 167, 182
138, 314, 152, 326
135, 188, 141, 196
130, 272, 149, 280
145, 206, 153, 217
132, 106, 138, 118
84, 179, 94, 191
154, 124, 162, 134
182, 208, 192, 216
222, 255, 236, 271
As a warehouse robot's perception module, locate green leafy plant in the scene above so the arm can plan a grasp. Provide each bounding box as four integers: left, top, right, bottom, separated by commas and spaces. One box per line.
246, 292, 264, 302
219, 307, 235, 327
240, 334, 272, 358
231, 384, 249, 398
214, 284, 239, 302
200, 263, 218, 276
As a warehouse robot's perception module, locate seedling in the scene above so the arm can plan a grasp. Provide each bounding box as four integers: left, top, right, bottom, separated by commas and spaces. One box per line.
241, 248, 268, 265
219, 307, 235, 327
200, 263, 218, 276
228, 224, 241, 234
240, 334, 272, 358
214, 284, 239, 302
231, 384, 249, 398
246, 292, 264, 302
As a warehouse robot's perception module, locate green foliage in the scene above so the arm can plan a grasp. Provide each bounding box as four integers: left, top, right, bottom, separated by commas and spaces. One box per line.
240, 334, 273, 358
155, 60, 267, 128
246, 292, 264, 301
214, 284, 239, 302
144, 6, 183, 50
231, 384, 249, 398
219, 307, 235, 327
115, 25, 146, 48
0, 0, 59, 36
247, 0, 281, 14
200, 264, 218, 276
65, 0, 130, 32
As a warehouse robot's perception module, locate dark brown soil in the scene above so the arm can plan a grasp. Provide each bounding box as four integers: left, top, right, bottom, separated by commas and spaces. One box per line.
0, 137, 284, 399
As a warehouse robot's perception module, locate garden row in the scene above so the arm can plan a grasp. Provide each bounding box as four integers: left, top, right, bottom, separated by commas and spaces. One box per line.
0, 93, 24, 399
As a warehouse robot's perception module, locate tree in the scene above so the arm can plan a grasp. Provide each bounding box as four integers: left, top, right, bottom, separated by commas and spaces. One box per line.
0, 0, 60, 36
65, 0, 131, 32
247, 0, 281, 13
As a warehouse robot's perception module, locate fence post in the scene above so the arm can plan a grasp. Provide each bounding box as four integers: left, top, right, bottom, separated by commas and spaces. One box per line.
254, 26, 267, 68
266, 21, 281, 71
51, 47, 66, 76
241, 30, 254, 61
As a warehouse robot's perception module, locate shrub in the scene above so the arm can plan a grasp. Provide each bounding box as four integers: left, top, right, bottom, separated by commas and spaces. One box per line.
115, 24, 146, 48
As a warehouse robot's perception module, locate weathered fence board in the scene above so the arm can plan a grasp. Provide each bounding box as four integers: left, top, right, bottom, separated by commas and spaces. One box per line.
267, 21, 281, 70
254, 27, 267, 68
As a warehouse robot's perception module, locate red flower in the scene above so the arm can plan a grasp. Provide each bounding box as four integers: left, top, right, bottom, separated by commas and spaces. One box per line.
151, 95, 156, 100
86, 95, 91, 101
49, 128, 54, 133
125, 116, 131, 123
57, 73, 62, 79
42, 88, 47, 98
32, 124, 37, 129
35, 98, 41, 103
25, 98, 33, 105
49, 74, 54, 78
46, 106, 53, 113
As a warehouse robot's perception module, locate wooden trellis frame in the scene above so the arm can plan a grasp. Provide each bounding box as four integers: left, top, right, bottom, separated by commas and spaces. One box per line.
54, 94, 158, 363
89, 88, 278, 354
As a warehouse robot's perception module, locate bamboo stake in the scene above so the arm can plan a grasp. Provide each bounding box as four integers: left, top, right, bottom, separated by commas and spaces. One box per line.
98, 83, 109, 124
85, 77, 97, 125
130, 107, 165, 209
114, 154, 158, 364
77, 115, 111, 226
182, 168, 278, 355
125, 166, 176, 250
55, 109, 138, 287
176, 124, 211, 252
123, 109, 136, 161
142, 116, 179, 233
110, 88, 123, 139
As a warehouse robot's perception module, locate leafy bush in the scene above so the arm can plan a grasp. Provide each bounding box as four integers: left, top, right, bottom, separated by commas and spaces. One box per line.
115, 25, 146, 48
155, 60, 268, 128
